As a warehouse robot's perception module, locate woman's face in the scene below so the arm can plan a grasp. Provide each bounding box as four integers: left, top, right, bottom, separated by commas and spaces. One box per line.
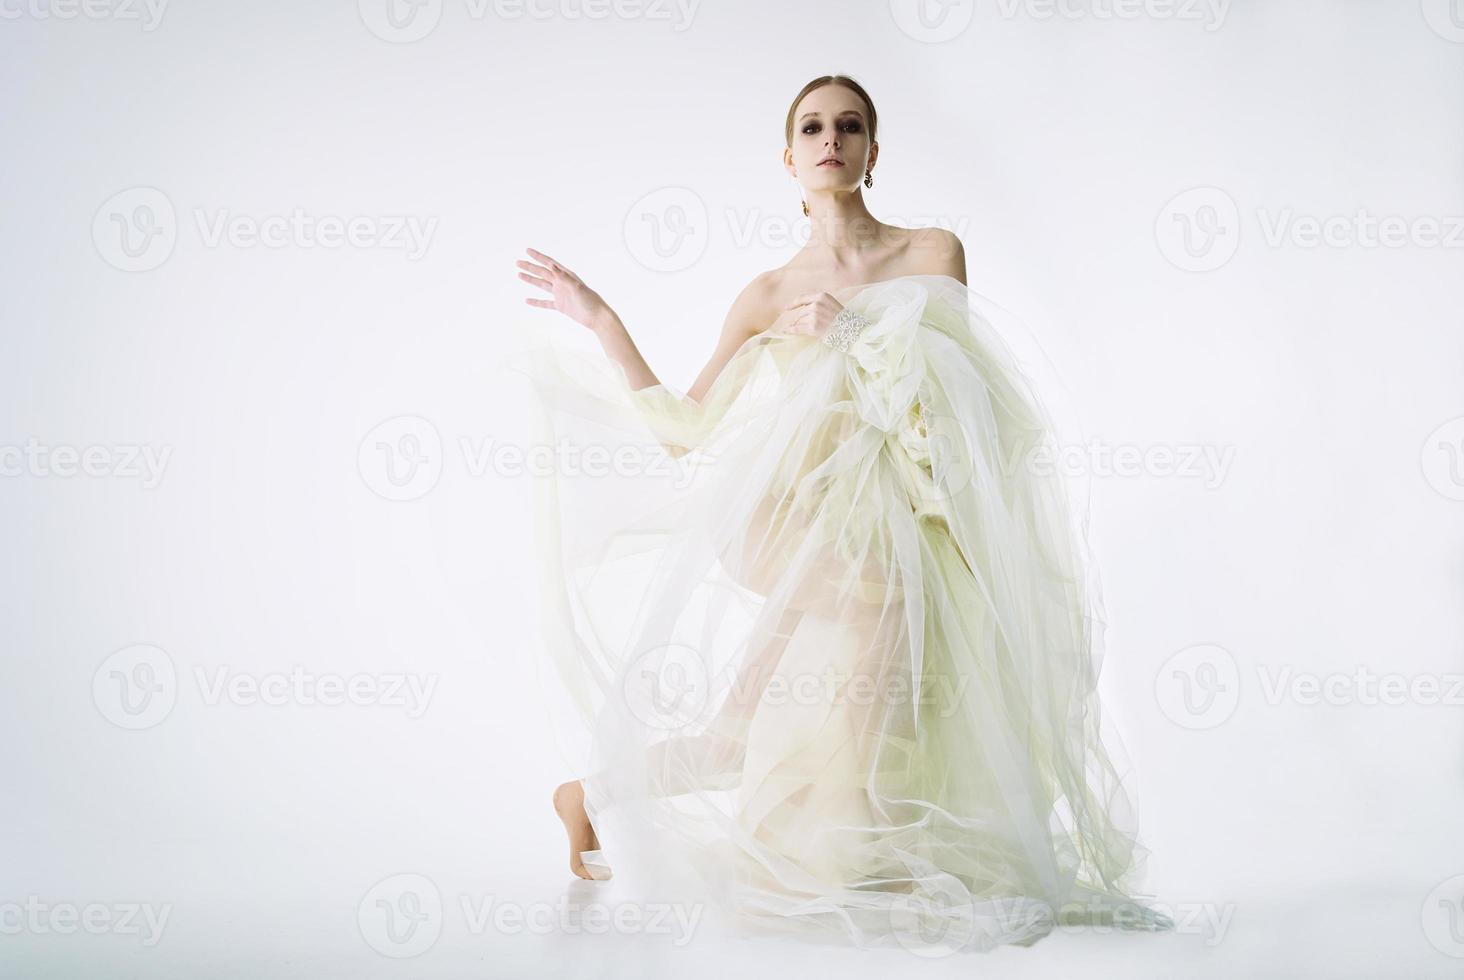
785, 85, 875, 193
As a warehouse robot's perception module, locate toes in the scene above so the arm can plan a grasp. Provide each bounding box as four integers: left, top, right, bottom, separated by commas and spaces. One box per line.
578, 849, 612, 881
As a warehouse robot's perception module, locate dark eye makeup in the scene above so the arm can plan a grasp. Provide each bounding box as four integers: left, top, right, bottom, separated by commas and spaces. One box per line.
801, 119, 863, 136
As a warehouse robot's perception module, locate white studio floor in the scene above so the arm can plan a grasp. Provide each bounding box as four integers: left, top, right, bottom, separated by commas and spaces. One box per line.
1, 849, 1456, 979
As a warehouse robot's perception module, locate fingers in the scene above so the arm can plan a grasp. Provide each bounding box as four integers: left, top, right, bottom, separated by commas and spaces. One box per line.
525, 247, 577, 281
772, 292, 842, 337
525, 297, 555, 308
517, 269, 552, 290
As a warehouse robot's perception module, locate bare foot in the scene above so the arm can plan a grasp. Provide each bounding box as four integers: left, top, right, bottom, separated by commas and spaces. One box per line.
552, 779, 609, 880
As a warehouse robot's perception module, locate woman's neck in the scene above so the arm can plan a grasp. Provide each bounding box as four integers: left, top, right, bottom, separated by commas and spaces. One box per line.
801, 199, 892, 263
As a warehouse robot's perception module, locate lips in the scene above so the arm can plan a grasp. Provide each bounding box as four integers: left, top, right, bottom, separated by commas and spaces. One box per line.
817, 157, 844, 167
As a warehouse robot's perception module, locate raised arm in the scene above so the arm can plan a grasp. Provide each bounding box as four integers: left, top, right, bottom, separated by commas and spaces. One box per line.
518, 247, 773, 398
517, 247, 662, 388
518, 249, 776, 457
592, 276, 769, 403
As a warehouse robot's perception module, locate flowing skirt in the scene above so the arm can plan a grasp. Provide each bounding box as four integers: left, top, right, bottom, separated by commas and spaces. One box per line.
505, 273, 1171, 952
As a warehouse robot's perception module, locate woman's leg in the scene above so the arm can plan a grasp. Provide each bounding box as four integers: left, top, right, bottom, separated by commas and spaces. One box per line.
550, 605, 804, 878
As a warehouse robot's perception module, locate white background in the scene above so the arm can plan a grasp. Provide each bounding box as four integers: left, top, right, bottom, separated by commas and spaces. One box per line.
2, 0, 1463, 976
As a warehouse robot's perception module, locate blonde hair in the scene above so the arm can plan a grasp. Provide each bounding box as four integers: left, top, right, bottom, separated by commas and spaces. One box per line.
784, 75, 878, 147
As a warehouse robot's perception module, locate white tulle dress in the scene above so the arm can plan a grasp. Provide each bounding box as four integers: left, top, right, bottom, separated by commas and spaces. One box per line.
507, 273, 1172, 952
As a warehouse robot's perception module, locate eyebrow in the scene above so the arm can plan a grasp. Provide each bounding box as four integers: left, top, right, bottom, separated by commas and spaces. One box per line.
798, 110, 865, 122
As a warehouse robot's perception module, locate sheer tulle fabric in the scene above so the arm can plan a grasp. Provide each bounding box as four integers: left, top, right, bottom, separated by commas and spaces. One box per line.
507, 274, 1170, 951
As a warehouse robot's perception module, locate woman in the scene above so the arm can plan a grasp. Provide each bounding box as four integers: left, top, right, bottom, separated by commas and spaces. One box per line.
510, 74, 1171, 952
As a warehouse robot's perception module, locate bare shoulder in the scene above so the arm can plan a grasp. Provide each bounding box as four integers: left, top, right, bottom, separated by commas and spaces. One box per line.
686, 271, 780, 404
720, 269, 780, 338
905, 226, 967, 284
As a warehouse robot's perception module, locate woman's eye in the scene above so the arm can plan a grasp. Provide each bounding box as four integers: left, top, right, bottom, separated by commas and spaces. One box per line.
802, 120, 860, 135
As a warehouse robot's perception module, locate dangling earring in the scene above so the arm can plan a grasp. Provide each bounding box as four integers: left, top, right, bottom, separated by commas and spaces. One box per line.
801, 199, 809, 217
864, 170, 874, 188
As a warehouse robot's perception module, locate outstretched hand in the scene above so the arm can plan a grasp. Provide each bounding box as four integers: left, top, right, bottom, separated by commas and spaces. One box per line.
517, 247, 615, 333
